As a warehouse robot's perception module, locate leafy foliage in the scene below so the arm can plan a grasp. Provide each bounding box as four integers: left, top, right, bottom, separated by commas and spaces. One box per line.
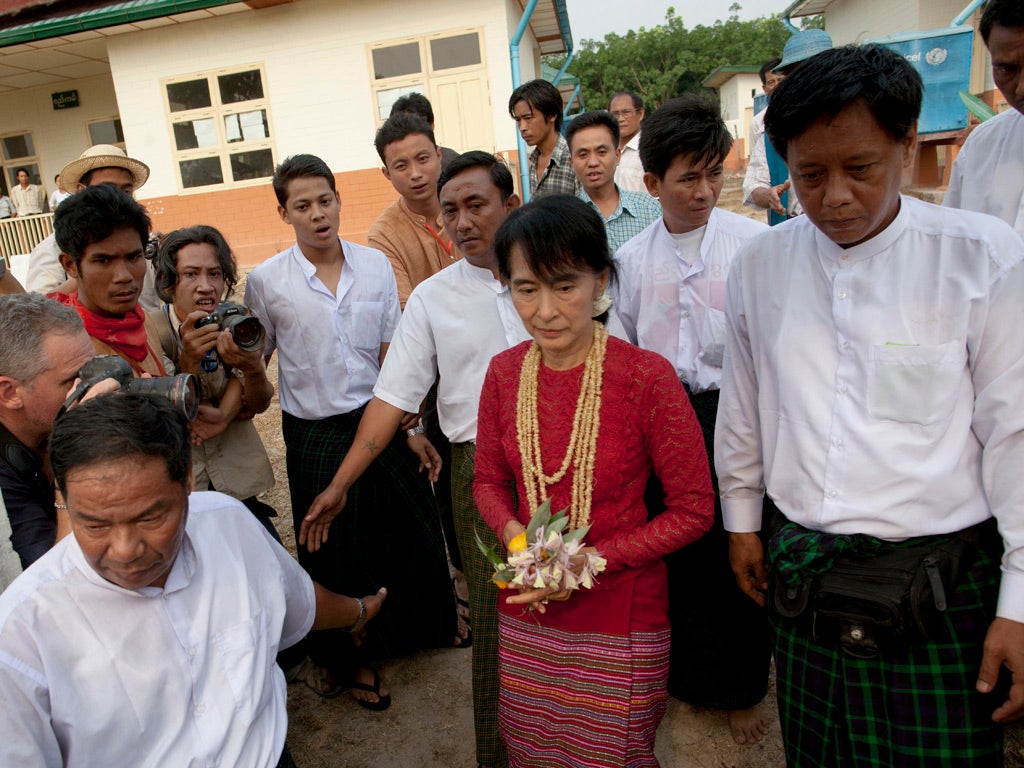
548, 4, 825, 111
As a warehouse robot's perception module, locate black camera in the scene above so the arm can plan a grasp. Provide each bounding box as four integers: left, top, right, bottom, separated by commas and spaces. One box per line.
194, 301, 265, 352
61, 356, 199, 422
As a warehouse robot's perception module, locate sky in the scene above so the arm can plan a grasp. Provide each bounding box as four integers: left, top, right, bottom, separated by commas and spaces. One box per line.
565, 0, 792, 43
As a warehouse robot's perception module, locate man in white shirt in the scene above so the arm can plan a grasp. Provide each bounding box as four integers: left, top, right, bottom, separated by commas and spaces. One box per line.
301, 151, 526, 768
612, 94, 771, 746
245, 154, 457, 711
48, 174, 70, 210
944, 0, 1024, 236
742, 30, 833, 225
609, 91, 647, 193
0, 394, 384, 767
717, 45, 1024, 766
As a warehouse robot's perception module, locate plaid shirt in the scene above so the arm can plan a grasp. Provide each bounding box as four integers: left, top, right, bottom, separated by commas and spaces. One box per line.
580, 186, 662, 254
529, 133, 580, 198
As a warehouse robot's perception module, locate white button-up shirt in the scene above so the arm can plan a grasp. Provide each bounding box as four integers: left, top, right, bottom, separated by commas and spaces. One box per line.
944, 107, 1024, 238
613, 208, 767, 393
0, 492, 316, 767
245, 240, 400, 420
614, 131, 646, 193
715, 196, 1024, 622
374, 259, 530, 443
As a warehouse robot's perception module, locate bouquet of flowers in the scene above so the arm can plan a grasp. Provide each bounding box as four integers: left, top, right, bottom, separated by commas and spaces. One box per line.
476, 499, 607, 592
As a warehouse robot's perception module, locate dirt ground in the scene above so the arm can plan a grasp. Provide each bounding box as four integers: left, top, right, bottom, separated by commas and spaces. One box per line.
247, 175, 1024, 767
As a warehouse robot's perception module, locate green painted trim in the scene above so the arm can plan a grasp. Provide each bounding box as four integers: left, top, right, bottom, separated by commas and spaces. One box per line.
0, 0, 242, 48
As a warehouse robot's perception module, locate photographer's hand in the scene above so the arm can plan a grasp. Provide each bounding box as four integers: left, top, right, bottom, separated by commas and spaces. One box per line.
217, 331, 273, 416
177, 311, 221, 374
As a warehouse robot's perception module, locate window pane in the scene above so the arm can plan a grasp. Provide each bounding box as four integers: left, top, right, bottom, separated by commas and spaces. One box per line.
229, 148, 274, 182
375, 85, 423, 121
88, 119, 124, 146
430, 33, 481, 71
372, 42, 421, 79
173, 118, 218, 151
224, 109, 269, 143
179, 156, 223, 188
2, 133, 34, 161
166, 80, 212, 112
218, 70, 264, 105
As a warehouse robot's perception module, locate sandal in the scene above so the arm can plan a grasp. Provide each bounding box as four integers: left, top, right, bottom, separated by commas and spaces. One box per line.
285, 657, 344, 699
349, 667, 392, 711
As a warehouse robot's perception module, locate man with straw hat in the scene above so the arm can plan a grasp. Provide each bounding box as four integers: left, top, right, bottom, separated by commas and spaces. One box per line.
26, 144, 152, 303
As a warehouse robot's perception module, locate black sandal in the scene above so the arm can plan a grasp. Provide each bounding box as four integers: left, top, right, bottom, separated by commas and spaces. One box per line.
349, 667, 391, 711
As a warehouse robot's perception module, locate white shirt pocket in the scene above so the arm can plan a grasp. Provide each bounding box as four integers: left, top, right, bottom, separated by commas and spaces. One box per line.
867, 340, 965, 425
347, 300, 386, 350
214, 611, 272, 725
698, 307, 728, 369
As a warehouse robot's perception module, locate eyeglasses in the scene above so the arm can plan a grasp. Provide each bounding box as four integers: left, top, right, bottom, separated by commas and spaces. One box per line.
610, 109, 636, 119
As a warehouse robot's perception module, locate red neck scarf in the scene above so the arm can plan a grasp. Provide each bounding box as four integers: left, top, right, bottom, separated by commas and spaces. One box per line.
52, 292, 150, 363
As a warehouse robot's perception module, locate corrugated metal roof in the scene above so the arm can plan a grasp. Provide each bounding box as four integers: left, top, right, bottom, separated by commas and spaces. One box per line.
782, 0, 834, 19
521, 0, 572, 56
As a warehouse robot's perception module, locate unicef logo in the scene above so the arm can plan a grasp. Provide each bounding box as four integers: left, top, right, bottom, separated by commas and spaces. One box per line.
925, 48, 948, 66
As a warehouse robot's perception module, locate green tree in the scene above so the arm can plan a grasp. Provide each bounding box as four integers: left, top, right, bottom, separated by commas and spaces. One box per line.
548, 6, 821, 111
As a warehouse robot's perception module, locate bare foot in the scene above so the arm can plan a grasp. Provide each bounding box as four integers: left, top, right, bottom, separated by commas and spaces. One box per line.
728, 704, 770, 745
349, 665, 391, 710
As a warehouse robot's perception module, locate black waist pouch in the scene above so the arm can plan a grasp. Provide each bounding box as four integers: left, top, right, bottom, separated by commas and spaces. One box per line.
773, 519, 998, 659
811, 536, 968, 658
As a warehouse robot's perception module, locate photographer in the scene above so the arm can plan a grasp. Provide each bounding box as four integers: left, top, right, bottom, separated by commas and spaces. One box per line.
0, 294, 116, 569
152, 225, 277, 531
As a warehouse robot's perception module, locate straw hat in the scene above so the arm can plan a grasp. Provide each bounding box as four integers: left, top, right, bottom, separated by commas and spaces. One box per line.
775, 29, 833, 72
59, 144, 150, 192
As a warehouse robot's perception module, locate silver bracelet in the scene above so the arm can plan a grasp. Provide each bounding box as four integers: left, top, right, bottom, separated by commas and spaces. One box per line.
348, 597, 367, 634
405, 423, 425, 438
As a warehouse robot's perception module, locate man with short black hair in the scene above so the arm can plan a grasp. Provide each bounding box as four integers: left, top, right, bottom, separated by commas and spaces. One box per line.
370, 112, 460, 308
566, 110, 660, 254
609, 90, 647, 193
0, 393, 386, 766
508, 79, 579, 198
390, 92, 460, 170
718, 44, 1024, 765
944, 0, 1024, 235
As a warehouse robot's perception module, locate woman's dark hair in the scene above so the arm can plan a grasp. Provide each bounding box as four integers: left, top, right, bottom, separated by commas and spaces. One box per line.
639, 94, 733, 180
494, 195, 615, 286
50, 394, 191, 493
53, 183, 151, 267
155, 225, 239, 304
980, 0, 1024, 43
765, 45, 923, 161
438, 151, 514, 200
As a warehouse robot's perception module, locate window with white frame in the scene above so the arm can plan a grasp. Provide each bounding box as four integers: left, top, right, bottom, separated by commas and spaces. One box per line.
369, 29, 485, 124
87, 117, 125, 150
163, 66, 275, 191
0, 132, 43, 195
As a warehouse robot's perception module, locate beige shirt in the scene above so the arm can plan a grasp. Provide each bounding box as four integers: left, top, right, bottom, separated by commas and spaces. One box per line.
368, 197, 460, 308
10, 184, 46, 216
151, 307, 274, 501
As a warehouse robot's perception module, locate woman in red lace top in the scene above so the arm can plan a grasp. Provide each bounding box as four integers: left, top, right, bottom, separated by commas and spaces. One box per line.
474, 195, 714, 767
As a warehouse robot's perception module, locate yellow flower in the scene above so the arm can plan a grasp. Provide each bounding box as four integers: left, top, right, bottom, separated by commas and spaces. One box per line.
493, 579, 509, 589
508, 532, 528, 554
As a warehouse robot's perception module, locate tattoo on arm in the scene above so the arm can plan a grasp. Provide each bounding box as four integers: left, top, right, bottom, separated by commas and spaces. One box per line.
363, 437, 379, 456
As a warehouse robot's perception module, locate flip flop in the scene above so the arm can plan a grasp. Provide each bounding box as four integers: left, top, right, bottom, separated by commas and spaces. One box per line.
349, 667, 391, 711
286, 657, 344, 699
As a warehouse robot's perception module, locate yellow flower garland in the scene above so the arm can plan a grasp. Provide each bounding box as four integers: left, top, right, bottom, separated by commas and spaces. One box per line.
515, 321, 608, 530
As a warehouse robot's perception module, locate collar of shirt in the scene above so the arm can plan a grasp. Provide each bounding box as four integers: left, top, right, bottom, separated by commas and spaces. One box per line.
653, 214, 715, 278
68, 529, 197, 597
291, 240, 353, 304
579, 187, 626, 223
814, 196, 909, 266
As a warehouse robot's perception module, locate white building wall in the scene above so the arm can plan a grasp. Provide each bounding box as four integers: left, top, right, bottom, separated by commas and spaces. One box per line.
719, 74, 761, 154
825, 0, 968, 45
108, 0, 522, 198
0, 74, 120, 186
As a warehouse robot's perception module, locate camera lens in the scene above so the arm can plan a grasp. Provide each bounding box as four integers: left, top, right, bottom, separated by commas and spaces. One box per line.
223, 315, 265, 352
